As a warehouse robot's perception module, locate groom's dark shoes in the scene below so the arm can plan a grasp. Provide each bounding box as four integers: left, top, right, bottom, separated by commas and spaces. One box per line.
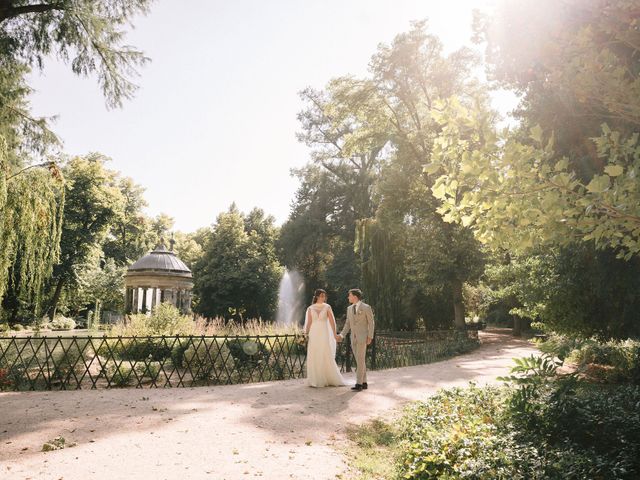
351, 384, 363, 391
362, 382, 368, 390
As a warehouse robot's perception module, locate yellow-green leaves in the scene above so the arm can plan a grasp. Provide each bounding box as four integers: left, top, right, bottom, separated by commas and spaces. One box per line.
586, 175, 610, 194
604, 165, 623, 177
427, 100, 640, 258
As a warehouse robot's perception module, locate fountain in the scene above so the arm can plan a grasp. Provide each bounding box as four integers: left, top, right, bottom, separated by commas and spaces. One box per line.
275, 269, 306, 327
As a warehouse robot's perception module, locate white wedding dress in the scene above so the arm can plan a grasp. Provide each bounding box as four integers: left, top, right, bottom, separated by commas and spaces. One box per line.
305, 303, 346, 387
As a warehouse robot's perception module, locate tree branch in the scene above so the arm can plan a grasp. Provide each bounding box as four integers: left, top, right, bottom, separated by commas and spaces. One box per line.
0, 2, 65, 23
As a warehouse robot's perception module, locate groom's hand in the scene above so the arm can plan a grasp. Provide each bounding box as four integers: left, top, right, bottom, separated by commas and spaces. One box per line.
335, 334, 342, 342
366, 337, 372, 345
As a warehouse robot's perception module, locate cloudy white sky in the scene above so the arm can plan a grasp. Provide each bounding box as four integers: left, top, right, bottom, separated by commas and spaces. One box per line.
28, 0, 516, 232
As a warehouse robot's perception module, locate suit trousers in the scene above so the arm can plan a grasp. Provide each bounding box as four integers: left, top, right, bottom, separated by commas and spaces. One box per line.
351, 335, 368, 384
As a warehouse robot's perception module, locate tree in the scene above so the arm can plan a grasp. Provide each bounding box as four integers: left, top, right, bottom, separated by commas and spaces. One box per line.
194, 205, 283, 320
426, 0, 640, 258
102, 176, 151, 265
0, 0, 154, 108
0, 139, 64, 321
172, 229, 206, 270
47, 154, 123, 318
278, 164, 361, 315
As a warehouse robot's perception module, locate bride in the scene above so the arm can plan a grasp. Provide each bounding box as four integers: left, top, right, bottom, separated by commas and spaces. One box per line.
304, 289, 346, 387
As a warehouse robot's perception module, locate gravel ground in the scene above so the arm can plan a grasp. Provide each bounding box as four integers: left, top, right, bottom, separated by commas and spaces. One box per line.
0, 329, 537, 480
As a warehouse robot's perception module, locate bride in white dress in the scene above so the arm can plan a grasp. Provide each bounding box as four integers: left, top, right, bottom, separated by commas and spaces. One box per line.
304, 289, 346, 387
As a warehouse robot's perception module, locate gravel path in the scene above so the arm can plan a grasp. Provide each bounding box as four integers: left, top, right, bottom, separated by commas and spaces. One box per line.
0, 329, 537, 480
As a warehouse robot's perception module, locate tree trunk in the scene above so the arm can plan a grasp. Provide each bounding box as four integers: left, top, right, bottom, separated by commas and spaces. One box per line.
452, 280, 466, 330
48, 276, 65, 320
513, 316, 522, 336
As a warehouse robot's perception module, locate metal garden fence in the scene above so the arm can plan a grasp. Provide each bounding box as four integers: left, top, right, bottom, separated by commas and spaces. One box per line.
0, 330, 478, 391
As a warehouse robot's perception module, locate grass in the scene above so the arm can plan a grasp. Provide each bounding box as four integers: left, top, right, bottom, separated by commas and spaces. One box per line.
344, 418, 399, 480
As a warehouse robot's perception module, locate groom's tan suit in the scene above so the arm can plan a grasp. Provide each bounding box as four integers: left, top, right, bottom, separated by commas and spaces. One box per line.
339, 302, 375, 385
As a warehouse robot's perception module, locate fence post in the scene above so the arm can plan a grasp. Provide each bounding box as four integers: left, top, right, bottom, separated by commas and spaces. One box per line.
345, 333, 352, 372
371, 335, 377, 370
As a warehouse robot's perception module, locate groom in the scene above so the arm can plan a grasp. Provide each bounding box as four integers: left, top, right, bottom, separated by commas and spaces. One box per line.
337, 289, 375, 392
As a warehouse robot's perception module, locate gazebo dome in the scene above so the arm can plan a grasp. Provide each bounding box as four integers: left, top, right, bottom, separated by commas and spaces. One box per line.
124, 241, 194, 315
127, 244, 192, 277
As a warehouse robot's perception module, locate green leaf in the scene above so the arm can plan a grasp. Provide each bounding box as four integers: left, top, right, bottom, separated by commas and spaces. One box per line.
423, 163, 441, 175
530, 125, 544, 143
604, 165, 623, 177
554, 159, 569, 172
586, 175, 610, 194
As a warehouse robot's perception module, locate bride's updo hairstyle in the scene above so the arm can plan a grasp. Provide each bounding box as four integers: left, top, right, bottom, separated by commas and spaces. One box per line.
312, 289, 327, 304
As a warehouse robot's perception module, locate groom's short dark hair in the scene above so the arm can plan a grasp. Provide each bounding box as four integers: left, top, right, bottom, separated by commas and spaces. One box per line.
349, 288, 363, 300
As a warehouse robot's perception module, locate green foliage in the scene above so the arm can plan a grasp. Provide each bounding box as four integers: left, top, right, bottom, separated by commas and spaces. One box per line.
355, 219, 408, 330
182, 339, 235, 383
226, 338, 269, 368
105, 363, 134, 387
483, 245, 640, 339
111, 303, 194, 337
102, 176, 154, 265
47, 154, 124, 318
399, 385, 535, 479
0, 138, 64, 320
73, 257, 126, 313
50, 315, 76, 330
538, 333, 640, 384
0, 0, 153, 109
194, 205, 283, 320
397, 368, 640, 479
427, 0, 640, 259
116, 339, 172, 362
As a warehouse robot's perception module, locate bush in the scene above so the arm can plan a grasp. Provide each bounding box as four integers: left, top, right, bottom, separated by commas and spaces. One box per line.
226, 338, 269, 367
105, 363, 134, 387
396, 357, 640, 479
538, 333, 640, 383
182, 339, 235, 383
399, 385, 541, 479
10, 324, 24, 331
50, 316, 76, 331
110, 303, 194, 336
116, 338, 173, 362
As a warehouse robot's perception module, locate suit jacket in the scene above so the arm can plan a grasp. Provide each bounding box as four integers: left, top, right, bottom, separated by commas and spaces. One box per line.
340, 302, 375, 341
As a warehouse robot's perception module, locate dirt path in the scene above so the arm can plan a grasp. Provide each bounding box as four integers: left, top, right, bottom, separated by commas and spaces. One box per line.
0, 329, 537, 480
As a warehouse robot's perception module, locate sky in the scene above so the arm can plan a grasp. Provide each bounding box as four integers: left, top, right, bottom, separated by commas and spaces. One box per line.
27, 0, 517, 233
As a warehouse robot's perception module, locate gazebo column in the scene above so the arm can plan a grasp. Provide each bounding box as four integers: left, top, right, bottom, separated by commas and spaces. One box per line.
124, 287, 130, 312
141, 287, 148, 313
136, 287, 143, 312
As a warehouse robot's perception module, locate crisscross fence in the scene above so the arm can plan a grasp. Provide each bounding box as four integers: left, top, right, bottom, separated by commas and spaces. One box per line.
0, 330, 478, 391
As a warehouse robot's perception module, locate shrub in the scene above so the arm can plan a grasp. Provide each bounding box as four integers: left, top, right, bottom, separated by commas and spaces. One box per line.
395, 357, 640, 479
117, 338, 173, 362
50, 316, 76, 331
182, 339, 235, 383
398, 385, 541, 479
111, 303, 195, 337
10, 324, 24, 331
0, 323, 9, 333
49, 346, 87, 384
134, 361, 161, 381
226, 338, 269, 368
105, 363, 134, 387
539, 333, 640, 384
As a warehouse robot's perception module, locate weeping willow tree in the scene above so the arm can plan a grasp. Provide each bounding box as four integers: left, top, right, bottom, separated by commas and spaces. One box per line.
0, 138, 64, 322
355, 219, 409, 331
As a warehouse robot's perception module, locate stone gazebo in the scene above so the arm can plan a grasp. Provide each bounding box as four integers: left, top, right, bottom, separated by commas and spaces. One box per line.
124, 241, 194, 314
